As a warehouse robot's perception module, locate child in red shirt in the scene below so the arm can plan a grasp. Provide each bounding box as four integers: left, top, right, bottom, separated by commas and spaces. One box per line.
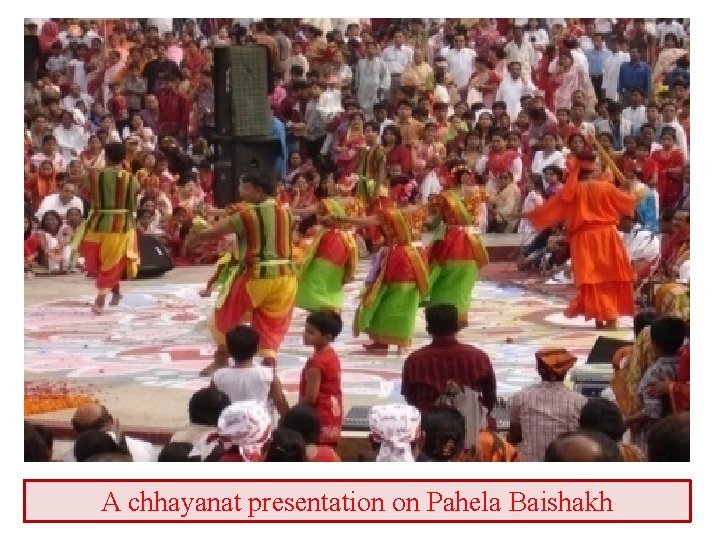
300, 310, 343, 447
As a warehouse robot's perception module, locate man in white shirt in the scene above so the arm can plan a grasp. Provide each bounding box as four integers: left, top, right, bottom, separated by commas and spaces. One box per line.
602, 36, 630, 102
382, 30, 414, 100
53, 110, 88, 160
495, 61, 537, 122
66, 403, 157, 462
31, 135, 69, 173
656, 18, 686, 45
620, 215, 660, 269
443, 33, 476, 91
63, 84, 93, 114
658, 101, 688, 160
36, 182, 84, 221
356, 41, 390, 118
504, 26, 536, 79
622, 87, 647, 135
147, 18, 174, 35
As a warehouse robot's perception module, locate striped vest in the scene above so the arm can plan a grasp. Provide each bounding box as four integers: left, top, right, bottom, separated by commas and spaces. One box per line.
87, 168, 139, 233
231, 200, 294, 278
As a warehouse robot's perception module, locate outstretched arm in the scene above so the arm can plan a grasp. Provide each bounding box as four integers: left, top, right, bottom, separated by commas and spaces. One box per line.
186, 218, 237, 247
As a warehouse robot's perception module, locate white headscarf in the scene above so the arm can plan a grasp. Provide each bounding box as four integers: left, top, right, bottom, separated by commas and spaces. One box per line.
189, 400, 272, 462
369, 404, 421, 462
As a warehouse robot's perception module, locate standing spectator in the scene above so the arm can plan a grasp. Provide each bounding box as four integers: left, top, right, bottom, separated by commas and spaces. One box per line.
355, 41, 390, 118
657, 101, 688, 160
299, 311, 343, 447
402, 304, 496, 418
194, 69, 215, 143
630, 316, 687, 452
495, 61, 537, 121
617, 46, 651, 106
142, 44, 180, 95
25, 22, 41, 86
585, 34, 611, 100
120, 62, 147, 115
602, 36, 630, 103
157, 76, 190, 141
508, 348, 587, 462
211, 325, 289, 418
382, 29, 414, 102
622, 88, 647, 135
504, 25, 536, 80
252, 21, 280, 73
444, 32, 476, 98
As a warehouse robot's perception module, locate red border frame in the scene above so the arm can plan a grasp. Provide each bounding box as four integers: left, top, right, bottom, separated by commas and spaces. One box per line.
23, 478, 691, 524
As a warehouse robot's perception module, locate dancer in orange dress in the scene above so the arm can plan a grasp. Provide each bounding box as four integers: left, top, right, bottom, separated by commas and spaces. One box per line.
525, 152, 637, 328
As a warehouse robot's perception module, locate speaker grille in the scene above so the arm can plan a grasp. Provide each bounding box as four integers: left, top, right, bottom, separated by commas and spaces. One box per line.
230, 45, 271, 138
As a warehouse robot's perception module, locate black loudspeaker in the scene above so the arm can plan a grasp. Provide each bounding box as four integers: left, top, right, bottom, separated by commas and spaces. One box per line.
212, 46, 233, 138
212, 159, 237, 208
586, 336, 634, 364
136, 235, 174, 279
233, 137, 283, 181
229, 45, 272, 137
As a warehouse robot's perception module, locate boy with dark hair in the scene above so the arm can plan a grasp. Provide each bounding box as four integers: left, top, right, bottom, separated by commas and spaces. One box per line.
299, 310, 343, 446
211, 325, 289, 416
631, 316, 688, 451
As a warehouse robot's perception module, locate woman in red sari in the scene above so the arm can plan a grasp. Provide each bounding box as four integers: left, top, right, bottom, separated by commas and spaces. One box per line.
334, 112, 365, 179
536, 44, 558, 110
651, 128, 685, 210
382, 125, 412, 176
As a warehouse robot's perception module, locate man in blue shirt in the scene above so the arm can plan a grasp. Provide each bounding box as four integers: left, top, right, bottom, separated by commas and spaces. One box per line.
617, 46, 651, 107
585, 34, 611, 100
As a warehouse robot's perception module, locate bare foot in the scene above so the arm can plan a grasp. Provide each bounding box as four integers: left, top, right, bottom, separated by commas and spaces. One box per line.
109, 293, 123, 306
198, 287, 211, 298
605, 320, 618, 330
92, 295, 106, 315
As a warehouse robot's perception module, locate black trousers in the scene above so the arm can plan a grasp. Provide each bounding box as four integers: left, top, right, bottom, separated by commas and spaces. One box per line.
590, 74, 604, 101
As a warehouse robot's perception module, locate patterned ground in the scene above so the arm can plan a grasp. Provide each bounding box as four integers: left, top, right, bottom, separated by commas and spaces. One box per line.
24, 261, 633, 406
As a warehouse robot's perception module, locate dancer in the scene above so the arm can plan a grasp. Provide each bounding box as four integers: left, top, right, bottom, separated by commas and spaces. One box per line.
295, 198, 359, 314
187, 173, 297, 375
78, 142, 140, 314
524, 152, 637, 328
341, 208, 429, 354
424, 168, 489, 328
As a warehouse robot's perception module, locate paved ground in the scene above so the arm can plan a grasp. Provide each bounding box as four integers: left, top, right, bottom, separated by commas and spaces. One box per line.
25, 235, 633, 438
